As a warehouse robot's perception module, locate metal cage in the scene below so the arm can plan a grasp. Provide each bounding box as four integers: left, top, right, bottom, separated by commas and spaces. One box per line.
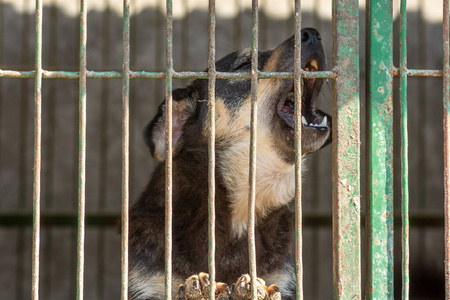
0, 0, 449, 299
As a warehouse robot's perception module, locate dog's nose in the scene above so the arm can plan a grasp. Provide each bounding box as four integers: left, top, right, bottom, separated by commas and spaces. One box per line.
301, 28, 322, 46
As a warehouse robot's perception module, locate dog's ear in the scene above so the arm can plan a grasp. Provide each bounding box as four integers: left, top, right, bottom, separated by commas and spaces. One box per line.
144, 88, 197, 161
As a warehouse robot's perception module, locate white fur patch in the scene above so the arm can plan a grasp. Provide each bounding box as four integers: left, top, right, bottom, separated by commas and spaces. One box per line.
221, 139, 301, 238
264, 264, 296, 298
218, 79, 306, 238
129, 267, 183, 300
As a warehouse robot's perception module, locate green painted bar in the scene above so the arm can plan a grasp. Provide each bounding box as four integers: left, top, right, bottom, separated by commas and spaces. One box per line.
399, 0, 410, 299
32, 0, 43, 299
332, 0, 361, 298
365, 0, 394, 298
77, 0, 87, 299
121, 0, 131, 299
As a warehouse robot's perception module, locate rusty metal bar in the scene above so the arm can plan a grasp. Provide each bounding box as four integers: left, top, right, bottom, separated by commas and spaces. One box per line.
248, 1, 258, 299
293, 0, 303, 299
121, 0, 131, 299
207, 1, 216, 299
332, 0, 361, 298
76, 0, 88, 299
4, 68, 449, 80
32, 0, 43, 299
392, 68, 444, 77
365, 0, 394, 298
165, 0, 174, 299
444, 0, 450, 297
0, 69, 337, 79
399, 0, 410, 298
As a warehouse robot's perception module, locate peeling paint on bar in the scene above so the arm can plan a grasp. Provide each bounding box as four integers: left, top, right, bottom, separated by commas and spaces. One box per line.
365, 0, 394, 298
332, 0, 361, 298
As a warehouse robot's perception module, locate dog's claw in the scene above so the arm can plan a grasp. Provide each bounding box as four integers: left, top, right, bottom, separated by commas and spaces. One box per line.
177, 273, 230, 300
231, 275, 281, 300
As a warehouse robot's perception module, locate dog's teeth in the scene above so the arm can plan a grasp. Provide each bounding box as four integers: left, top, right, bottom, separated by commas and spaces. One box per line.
301, 116, 308, 126
309, 123, 314, 126
318, 116, 327, 127
310, 59, 319, 70
305, 67, 310, 71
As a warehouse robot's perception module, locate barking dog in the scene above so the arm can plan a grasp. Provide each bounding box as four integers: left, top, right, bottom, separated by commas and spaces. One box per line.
129, 28, 330, 300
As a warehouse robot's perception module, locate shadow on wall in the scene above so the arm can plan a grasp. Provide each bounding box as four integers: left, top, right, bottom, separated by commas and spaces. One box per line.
0, 2, 445, 299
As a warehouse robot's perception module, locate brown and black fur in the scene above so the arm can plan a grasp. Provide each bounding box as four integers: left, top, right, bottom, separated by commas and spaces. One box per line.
129, 28, 331, 300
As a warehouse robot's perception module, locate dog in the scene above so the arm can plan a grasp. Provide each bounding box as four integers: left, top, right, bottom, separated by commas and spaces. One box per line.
129, 28, 330, 300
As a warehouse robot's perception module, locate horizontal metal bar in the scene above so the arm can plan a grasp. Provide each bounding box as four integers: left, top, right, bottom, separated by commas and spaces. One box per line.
391, 68, 444, 77
0, 69, 338, 79
0, 213, 445, 227
3, 68, 445, 79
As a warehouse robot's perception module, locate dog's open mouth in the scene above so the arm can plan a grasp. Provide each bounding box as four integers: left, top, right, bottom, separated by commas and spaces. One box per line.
277, 59, 328, 131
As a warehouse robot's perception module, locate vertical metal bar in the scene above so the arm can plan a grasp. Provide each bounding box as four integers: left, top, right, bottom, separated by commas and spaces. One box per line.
248, 1, 258, 299
399, 0, 410, 299
443, 0, 450, 297
365, 0, 394, 298
32, 0, 43, 299
332, 0, 361, 298
165, 1, 174, 300
207, 1, 216, 299
97, 1, 111, 297
293, 0, 303, 299
121, 0, 131, 299
77, 0, 88, 299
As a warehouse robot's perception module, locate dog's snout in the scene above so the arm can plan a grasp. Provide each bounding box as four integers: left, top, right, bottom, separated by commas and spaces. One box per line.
301, 28, 322, 46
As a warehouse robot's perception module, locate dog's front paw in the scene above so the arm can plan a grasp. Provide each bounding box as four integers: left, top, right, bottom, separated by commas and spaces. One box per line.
176, 272, 230, 300
231, 275, 281, 300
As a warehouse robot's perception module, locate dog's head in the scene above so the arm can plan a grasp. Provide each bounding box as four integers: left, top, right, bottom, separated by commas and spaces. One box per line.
145, 28, 330, 164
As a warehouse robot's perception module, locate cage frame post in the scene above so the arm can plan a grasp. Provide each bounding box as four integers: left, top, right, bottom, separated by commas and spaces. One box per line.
331, 0, 361, 298
365, 0, 395, 298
